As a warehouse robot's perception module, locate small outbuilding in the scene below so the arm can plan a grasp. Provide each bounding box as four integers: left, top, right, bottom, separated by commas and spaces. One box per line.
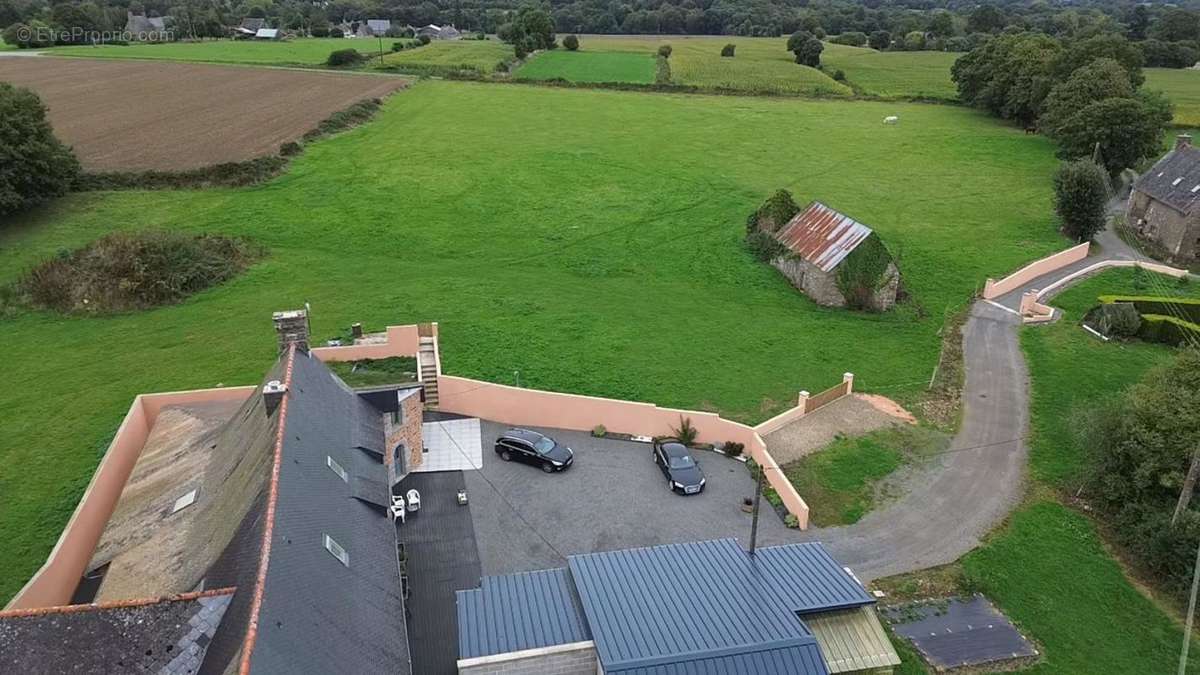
1128, 134, 1200, 263
750, 193, 901, 311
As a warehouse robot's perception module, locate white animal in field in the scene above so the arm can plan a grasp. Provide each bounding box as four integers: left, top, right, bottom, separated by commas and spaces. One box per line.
884, 115, 899, 125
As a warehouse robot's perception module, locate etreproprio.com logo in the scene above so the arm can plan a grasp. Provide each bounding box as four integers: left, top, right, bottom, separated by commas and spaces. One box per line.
14, 25, 174, 44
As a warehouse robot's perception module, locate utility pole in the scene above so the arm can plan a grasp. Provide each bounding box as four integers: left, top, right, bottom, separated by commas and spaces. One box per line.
749, 464, 765, 556
378, 34, 384, 67
1179, 533, 1200, 675
1174, 447, 1200, 527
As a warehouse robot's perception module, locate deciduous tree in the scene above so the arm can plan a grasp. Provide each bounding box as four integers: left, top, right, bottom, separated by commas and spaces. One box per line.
1053, 160, 1109, 241
0, 83, 79, 219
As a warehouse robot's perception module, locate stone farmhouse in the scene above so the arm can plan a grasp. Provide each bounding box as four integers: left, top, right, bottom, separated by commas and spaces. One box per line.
416, 23, 462, 39
122, 11, 169, 39
764, 201, 902, 311
1128, 134, 1200, 263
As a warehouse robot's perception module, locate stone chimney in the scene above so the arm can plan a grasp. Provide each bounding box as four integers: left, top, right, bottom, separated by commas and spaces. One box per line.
272, 309, 310, 354
262, 380, 287, 416
1178, 134, 1193, 151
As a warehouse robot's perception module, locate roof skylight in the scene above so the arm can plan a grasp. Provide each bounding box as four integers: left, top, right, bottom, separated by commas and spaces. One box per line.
324, 534, 349, 567
171, 489, 198, 514
327, 455, 348, 482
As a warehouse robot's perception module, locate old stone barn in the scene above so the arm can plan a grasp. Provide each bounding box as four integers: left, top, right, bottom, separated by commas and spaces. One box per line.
1128, 134, 1200, 263
750, 195, 901, 311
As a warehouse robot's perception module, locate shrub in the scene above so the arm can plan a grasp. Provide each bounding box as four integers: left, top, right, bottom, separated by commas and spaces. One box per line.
417, 33, 431, 45
327, 27, 343, 38
1053, 160, 1109, 242
832, 69, 846, 81
0, 83, 80, 218
279, 141, 301, 156
592, 424, 606, 437
326, 48, 365, 67
671, 416, 699, 446
745, 230, 787, 263
302, 98, 381, 141
9, 231, 264, 314
750, 188, 800, 233
657, 44, 672, 58
784, 514, 800, 528
722, 441, 744, 458
1086, 302, 1143, 337
654, 55, 671, 84
310, 24, 330, 38
563, 34, 579, 51
721, 43, 735, 57
830, 31, 867, 47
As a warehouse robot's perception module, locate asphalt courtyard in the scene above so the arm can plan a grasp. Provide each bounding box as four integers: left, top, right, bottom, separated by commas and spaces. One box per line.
467, 421, 799, 576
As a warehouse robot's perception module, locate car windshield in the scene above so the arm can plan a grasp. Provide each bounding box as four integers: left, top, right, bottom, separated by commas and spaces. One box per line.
533, 437, 555, 454
668, 454, 695, 470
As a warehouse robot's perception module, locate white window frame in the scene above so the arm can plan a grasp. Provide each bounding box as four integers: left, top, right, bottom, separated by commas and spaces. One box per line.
324, 534, 349, 567
327, 455, 348, 482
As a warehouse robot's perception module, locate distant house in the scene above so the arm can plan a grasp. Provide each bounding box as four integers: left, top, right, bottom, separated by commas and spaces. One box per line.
1128, 134, 1200, 263
757, 200, 901, 311
416, 23, 461, 40
122, 11, 168, 39
457, 538, 901, 674
254, 27, 281, 40
232, 17, 266, 38
357, 19, 391, 37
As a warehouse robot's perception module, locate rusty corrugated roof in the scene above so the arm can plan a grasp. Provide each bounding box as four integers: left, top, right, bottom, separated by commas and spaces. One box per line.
773, 202, 873, 273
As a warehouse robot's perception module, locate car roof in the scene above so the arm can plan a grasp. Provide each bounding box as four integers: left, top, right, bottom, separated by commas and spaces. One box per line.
661, 441, 690, 455
502, 428, 546, 443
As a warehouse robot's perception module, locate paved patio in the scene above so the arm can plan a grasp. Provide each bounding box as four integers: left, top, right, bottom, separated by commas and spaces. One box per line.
466, 421, 800, 576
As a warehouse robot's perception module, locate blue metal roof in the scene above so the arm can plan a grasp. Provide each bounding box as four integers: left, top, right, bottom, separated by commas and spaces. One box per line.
610, 641, 829, 675
457, 568, 592, 659
567, 539, 829, 673
754, 543, 875, 613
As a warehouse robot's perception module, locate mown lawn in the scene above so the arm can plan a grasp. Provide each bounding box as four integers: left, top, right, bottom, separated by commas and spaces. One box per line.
1145, 67, 1200, 128
781, 426, 948, 526
562, 35, 851, 95
820, 43, 960, 100
49, 37, 385, 66
516, 50, 655, 83
1021, 267, 1199, 486
377, 39, 513, 75
0, 80, 1062, 602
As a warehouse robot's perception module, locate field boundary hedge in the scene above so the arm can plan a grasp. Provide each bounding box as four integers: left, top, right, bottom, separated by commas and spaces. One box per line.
1098, 295, 1200, 323
1097, 295, 1200, 346
75, 96, 388, 191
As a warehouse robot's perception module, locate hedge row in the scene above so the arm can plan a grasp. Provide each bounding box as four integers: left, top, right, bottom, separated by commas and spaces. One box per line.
1137, 314, 1200, 347
1099, 295, 1200, 324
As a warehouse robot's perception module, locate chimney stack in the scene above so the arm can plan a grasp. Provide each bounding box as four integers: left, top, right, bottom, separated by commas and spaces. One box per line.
263, 380, 287, 416
1178, 134, 1193, 151
272, 309, 310, 354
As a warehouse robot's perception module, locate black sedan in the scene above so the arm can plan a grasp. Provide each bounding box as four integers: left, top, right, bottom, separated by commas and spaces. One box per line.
494, 428, 574, 473
652, 439, 706, 494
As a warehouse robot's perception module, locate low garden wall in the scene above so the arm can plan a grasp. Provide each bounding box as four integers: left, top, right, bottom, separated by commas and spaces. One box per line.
437, 375, 811, 529
983, 242, 1090, 299
753, 373, 854, 437
7, 386, 256, 610
309, 323, 424, 361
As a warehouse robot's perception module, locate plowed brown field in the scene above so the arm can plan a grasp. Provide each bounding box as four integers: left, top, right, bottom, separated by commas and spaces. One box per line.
0, 57, 408, 171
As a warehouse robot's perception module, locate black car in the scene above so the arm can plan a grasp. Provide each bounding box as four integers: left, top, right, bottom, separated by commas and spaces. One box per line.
494, 428, 574, 473
652, 439, 706, 494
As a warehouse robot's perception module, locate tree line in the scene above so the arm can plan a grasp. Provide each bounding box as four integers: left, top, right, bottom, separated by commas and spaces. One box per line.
3, 0, 1200, 65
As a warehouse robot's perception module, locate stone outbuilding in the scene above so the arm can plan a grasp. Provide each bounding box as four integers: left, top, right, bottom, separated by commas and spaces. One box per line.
763, 201, 901, 311
1128, 134, 1200, 263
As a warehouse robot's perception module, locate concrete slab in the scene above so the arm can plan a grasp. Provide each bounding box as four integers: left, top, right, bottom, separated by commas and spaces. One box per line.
420, 417, 482, 472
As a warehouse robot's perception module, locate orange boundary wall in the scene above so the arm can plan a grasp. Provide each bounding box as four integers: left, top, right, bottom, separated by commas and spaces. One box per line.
437, 375, 811, 529
6, 386, 255, 611
309, 323, 423, 361
982, 242, 1090, 299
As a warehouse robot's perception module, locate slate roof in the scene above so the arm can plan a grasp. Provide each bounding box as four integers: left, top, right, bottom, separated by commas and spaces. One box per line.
457, 568, 592, 659
0, 589, 235, 674
773, 202, 875, 273
567, 539, 827, 674
240, 17, 266, 31
247, 350, 410, 674
125, 13, 167, 33
367, 19, 391, 34
1135, 144, 1200, 214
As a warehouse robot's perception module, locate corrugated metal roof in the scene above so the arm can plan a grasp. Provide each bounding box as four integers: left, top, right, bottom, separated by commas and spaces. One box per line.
773, 202, 874, 273
804, 606, 901, 673
753, 542, 875, 613
567, 539, 823, 673
609, 641, 829, 675
1135, 144, 1200, 214
457, 568, 592, 659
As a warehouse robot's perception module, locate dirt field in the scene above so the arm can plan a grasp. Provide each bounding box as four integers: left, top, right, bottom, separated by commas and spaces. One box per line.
0, 57, 408, 171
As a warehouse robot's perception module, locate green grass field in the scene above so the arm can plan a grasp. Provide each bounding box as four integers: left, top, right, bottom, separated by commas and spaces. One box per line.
377, 39, 513, 75
516, 50, 655, 84
0, 80, 1063, 602
48, 37, 387, 66
1145, 67, 1200, 128
551, 35, 851, 95
821, 43, 960, 100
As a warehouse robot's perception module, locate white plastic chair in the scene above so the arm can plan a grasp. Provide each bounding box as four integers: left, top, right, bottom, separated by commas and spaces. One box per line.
390, 494, 406, 523
406, 489, 421, 512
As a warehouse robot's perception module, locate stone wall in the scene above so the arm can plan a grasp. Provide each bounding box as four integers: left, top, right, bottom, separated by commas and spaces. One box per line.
457, 642, 598, 675
383, 390, 424, 482
1129, 190, 1200, 262
771, 256, 847, 307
